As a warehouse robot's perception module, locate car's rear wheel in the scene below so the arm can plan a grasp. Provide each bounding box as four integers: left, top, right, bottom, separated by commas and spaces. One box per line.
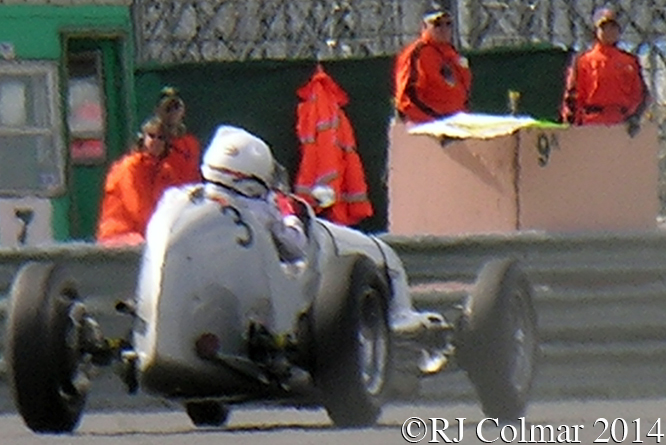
185, 401, 230, 427
312, 256, 391, 428
456, 258, 538, 421
5, 262, 92, 433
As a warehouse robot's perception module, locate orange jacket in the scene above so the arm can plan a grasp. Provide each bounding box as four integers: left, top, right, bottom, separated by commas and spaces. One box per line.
395, 32, 472, 123
166, 133, 201, 183
294, 66, 373, 226
96, 152, 180, 245
561, 43, 648, 125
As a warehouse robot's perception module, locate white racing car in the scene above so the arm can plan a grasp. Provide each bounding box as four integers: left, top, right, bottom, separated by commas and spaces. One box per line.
5, 183, 538, 434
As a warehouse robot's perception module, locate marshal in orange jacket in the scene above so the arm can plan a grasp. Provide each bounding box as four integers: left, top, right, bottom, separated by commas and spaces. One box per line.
394, 32, 472, 123
96, 151, 180, 245
560, 43, 648, 125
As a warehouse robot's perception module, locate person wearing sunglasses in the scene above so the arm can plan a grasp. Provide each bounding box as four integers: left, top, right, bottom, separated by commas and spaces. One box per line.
560, 7, 649, 136
394, 3, 472, 123
96, 116, 184, 245
155, 86, 202, 183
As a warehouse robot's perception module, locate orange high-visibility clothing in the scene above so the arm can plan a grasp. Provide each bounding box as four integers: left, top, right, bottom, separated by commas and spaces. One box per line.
96, 152, 180, 244
294, 66, 373, 226
395, 32, 472, 123
561, 43, 648, 125
167, 133, 201, 183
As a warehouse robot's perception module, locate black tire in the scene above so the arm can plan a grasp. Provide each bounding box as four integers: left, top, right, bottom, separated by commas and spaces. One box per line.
5, 262, 91, 433
456, 258, 538, 421
185, 401, 230, 427
312, 256, 391, 428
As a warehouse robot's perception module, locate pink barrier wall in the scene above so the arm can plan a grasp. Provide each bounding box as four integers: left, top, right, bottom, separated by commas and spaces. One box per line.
387, 120, 659, 235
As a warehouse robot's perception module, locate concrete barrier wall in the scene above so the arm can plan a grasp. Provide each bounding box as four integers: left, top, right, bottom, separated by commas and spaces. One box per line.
0, 231, 665, 413
387, 122, 660, 235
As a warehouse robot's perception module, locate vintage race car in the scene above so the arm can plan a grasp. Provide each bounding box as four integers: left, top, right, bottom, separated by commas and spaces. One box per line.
4, 183, 538, 433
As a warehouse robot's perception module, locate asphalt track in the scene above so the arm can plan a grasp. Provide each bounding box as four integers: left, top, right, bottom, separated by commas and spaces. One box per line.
4, 399, 666, 444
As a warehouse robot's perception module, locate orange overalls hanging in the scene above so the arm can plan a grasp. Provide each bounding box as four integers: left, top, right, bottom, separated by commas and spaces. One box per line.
294, 66, 373, 226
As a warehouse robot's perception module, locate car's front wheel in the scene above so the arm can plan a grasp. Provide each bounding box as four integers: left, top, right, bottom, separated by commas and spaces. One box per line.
5, 262, 92, 433
312, 256, 391, 428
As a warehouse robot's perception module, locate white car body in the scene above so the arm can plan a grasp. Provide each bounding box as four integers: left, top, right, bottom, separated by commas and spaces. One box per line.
133, 184, 425, 398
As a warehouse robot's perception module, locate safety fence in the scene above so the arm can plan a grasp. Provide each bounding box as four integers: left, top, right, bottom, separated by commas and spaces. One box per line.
133, 0, 666, 105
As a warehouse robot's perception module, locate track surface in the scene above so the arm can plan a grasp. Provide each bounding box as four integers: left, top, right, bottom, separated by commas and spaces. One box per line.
4, 399, 666, 444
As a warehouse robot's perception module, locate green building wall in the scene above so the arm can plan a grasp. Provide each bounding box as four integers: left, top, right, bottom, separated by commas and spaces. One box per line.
0, 4, 133, 241
0, 5, 131, 58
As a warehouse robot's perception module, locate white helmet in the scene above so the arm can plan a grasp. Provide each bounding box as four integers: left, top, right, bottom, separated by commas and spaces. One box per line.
201, 126, 275, 197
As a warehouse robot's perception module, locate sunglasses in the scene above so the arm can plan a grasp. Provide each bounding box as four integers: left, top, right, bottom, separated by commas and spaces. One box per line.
146, 133, 166, 141
434, 19, 453, 28
166, 101, 183, 112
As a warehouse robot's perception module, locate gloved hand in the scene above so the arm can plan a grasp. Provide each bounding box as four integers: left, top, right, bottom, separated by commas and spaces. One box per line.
625, 115, 641, 138
311, 185, 335, 209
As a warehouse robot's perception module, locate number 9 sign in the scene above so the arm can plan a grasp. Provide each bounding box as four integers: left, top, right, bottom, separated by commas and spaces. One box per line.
536, 132, 559, 167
